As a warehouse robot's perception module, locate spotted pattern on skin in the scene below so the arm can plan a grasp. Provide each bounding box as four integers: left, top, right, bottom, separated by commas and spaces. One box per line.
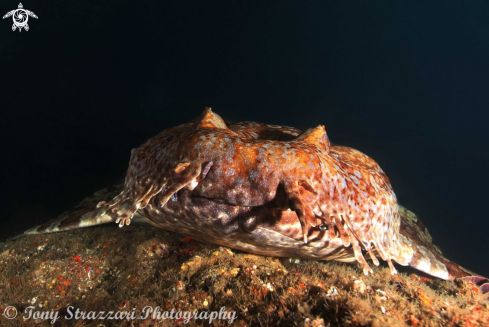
95, 109, 398, 275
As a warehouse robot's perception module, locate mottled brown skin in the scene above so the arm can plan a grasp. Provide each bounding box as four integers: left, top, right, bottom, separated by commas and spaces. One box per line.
97, 109, 333, 245
228, 121, 401, 275
22, 109, 488, 293
96, 108, 402, 275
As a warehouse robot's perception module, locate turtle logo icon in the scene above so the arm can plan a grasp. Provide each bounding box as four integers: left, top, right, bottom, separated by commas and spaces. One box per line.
3, 3, 37, 32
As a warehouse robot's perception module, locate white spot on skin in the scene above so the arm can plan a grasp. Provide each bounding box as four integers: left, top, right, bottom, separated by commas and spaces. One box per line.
354, 170, 362, 178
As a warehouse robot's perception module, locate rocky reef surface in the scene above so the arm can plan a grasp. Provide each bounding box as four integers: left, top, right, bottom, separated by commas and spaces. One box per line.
0, 225, 488, 326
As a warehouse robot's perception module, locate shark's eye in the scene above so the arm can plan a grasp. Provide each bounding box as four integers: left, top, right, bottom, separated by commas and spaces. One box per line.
318, 224, 329, 231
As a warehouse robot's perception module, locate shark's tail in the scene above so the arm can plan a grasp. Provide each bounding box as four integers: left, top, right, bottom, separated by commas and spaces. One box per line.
393, 205, 488, 293
22, 184, 126, 236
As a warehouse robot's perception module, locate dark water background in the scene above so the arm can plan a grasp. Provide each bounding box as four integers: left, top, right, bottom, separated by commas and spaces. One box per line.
1, 1, 488, 277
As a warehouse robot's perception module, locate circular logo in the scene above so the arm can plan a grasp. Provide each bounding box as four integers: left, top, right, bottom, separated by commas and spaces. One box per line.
13, 9, 27, 27
3, 306, 17, 319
